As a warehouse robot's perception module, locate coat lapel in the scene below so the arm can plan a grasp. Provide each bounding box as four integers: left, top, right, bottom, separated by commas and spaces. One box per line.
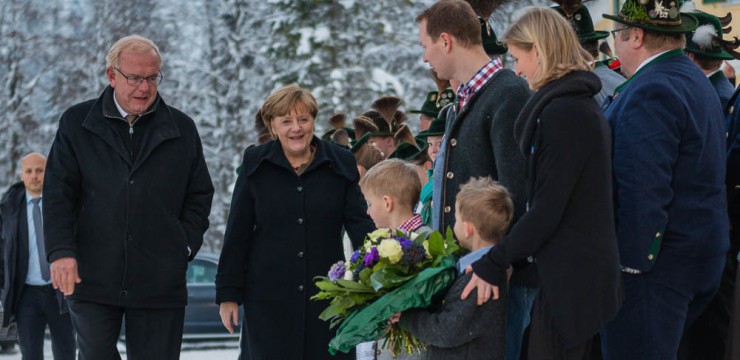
131, 104, 180, 174
82, 87, 133, 167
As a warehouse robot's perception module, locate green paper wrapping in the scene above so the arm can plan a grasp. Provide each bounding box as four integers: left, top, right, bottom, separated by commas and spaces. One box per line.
328, 256, 457, 355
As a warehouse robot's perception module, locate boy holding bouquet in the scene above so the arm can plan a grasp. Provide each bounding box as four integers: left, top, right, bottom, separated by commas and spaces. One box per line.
359, 159, 431, 235
389, 177, 510, 360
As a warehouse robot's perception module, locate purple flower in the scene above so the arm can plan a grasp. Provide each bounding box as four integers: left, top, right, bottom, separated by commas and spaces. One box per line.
328, 261, 347, 281
364, 247, 380, 267
398, 237, 413, 248
350, 250, 361, 263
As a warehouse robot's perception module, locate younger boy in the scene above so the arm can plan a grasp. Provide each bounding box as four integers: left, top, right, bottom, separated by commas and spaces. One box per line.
360, 159, 430, 234
390, 177, 512, 360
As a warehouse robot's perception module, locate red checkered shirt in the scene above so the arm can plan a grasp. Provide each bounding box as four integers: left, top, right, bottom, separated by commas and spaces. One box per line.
397, 213, 424, 234
457, 57, 504, 110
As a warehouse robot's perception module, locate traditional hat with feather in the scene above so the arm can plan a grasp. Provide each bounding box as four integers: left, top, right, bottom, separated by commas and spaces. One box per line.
389, 125, 429, 161
321, 113, 356, 141
685, 12, 740, 60
465, 0, 510, 55
603, 0, 698, 33
363, 96, 407, 137
552, 0, 609, 42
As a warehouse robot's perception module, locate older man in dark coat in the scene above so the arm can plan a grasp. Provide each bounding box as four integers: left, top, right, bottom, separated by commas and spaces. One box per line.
43, 35, 214, 359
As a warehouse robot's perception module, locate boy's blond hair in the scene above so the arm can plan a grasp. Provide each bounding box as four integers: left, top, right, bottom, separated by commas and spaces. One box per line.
360, 159, 421, 211
456, 177, 514, 242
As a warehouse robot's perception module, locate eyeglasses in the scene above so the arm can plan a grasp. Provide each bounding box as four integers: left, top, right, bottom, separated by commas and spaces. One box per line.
610, 27, 632, 39
114, 67, 163, 86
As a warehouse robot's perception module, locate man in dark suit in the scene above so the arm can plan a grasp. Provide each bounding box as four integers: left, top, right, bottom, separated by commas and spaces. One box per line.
0, 152, 75, 359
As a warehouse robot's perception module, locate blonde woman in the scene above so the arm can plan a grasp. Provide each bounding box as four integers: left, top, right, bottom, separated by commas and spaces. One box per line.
461, 7, 622, 359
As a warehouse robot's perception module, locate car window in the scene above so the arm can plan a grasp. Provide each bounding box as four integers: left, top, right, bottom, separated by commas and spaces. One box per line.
186, 259, 217, 285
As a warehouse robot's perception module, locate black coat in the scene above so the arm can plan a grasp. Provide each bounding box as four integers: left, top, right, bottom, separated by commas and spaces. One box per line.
472, 71, 623, 347
43, 86, 214, 308
0, 183, 30, 326
0, 182, 68, 327
216, 138, 374, 359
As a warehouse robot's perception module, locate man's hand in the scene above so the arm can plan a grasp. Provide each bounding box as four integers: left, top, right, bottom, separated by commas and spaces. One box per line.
461, 266, 499, 305
219, 302, 240, 334
388, 311, 402, 324
50, 257, 81, 296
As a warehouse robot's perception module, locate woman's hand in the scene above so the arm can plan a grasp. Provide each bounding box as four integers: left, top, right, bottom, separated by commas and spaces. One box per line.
219, 301, 240, 334
461, 266, 499, 305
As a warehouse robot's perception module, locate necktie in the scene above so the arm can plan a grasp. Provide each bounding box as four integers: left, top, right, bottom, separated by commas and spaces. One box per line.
31, 198, 50, 281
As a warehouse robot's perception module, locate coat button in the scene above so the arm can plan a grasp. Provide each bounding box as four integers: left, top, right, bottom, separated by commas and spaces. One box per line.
297, 251, 304, 258
446, 172, 454, 179
129, 178, 134, 184
450, 139, 457, 146
297, 285, 304, 292
127, 234, 133, 242
297, 186, 303, 192
648, 254, 654, 260
444, 206, 451, 213
297, 218, 303, 224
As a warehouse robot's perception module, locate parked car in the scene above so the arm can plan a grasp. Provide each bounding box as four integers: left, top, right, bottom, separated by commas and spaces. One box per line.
183, 252, 241, 340
121, 252, 241, 341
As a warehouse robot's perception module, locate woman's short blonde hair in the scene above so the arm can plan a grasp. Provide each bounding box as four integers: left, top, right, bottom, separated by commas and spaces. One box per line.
260, 84, 319, 137
502, 7, 593, 90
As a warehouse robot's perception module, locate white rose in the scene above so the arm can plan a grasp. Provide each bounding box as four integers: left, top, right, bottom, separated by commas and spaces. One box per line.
377, 239, 403, 264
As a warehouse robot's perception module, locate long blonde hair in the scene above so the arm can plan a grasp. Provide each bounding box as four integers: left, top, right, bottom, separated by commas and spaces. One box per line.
502, 7, 593, 90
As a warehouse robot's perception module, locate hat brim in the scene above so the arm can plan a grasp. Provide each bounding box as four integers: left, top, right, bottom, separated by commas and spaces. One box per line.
685, 47, 735, 60
603, 13, 698, 33
580, 31, 610, 42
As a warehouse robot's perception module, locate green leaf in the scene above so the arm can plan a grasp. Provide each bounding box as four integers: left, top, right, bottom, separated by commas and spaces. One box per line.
334, 279, 374, 292
359, 268, 373, 284
319, 301, 346, 321
370, 266, 415, 291
427, 231, 445, 258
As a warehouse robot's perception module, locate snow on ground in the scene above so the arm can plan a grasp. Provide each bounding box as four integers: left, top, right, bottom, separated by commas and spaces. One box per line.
0, 339, 240, 359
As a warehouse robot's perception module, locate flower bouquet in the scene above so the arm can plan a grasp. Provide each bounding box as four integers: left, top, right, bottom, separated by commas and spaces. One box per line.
312, 227, 461, 356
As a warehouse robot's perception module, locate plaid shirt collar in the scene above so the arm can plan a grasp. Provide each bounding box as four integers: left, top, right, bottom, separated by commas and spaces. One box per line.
397, 214, 424, 234
456, 57, 504, 110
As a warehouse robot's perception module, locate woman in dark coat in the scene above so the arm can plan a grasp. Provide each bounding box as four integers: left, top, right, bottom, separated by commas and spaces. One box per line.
216, 84, 375, 359
462, 7, 623, 359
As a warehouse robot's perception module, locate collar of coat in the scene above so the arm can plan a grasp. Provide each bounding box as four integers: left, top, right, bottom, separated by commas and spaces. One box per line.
81, 86, 181, 172
514, 70, 602, 155
241, 137, 358, 182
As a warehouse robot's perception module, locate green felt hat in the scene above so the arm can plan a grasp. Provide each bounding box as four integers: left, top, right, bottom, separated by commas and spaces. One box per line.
417, 115, 446, 139
603, 0, 698, 33
554, 5, 609, 42
685, 12, 735, 60
389, 138, 429, 161
410, 89, 456, 118
350, 132, 372, 153
480, 18, 508, 55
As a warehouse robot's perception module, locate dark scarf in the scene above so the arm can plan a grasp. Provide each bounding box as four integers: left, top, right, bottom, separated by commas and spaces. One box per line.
514, 70, 602, 154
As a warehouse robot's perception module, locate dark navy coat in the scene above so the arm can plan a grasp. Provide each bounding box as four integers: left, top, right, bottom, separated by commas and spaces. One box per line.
216, 137, 374, 359
604, 51, 728, 271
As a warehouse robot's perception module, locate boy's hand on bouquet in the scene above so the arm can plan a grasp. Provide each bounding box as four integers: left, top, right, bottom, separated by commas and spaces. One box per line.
388, 312, 402, 324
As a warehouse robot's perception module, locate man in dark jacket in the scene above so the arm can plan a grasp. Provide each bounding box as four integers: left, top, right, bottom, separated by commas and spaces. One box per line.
0, 153, 75, 359
43, 35, 214, 359
600, 1, 728, 358
416, 2, 532, 358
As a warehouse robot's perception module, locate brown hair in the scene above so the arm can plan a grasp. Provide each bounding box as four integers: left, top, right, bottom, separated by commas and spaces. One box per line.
354, 143, 384, 170
618, 28, 686, 52
260, 84, 319, 138
415, 0, 482, 49
502, 7, 592, 90
360, 159, 421, 212
456, 177, 513, 242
